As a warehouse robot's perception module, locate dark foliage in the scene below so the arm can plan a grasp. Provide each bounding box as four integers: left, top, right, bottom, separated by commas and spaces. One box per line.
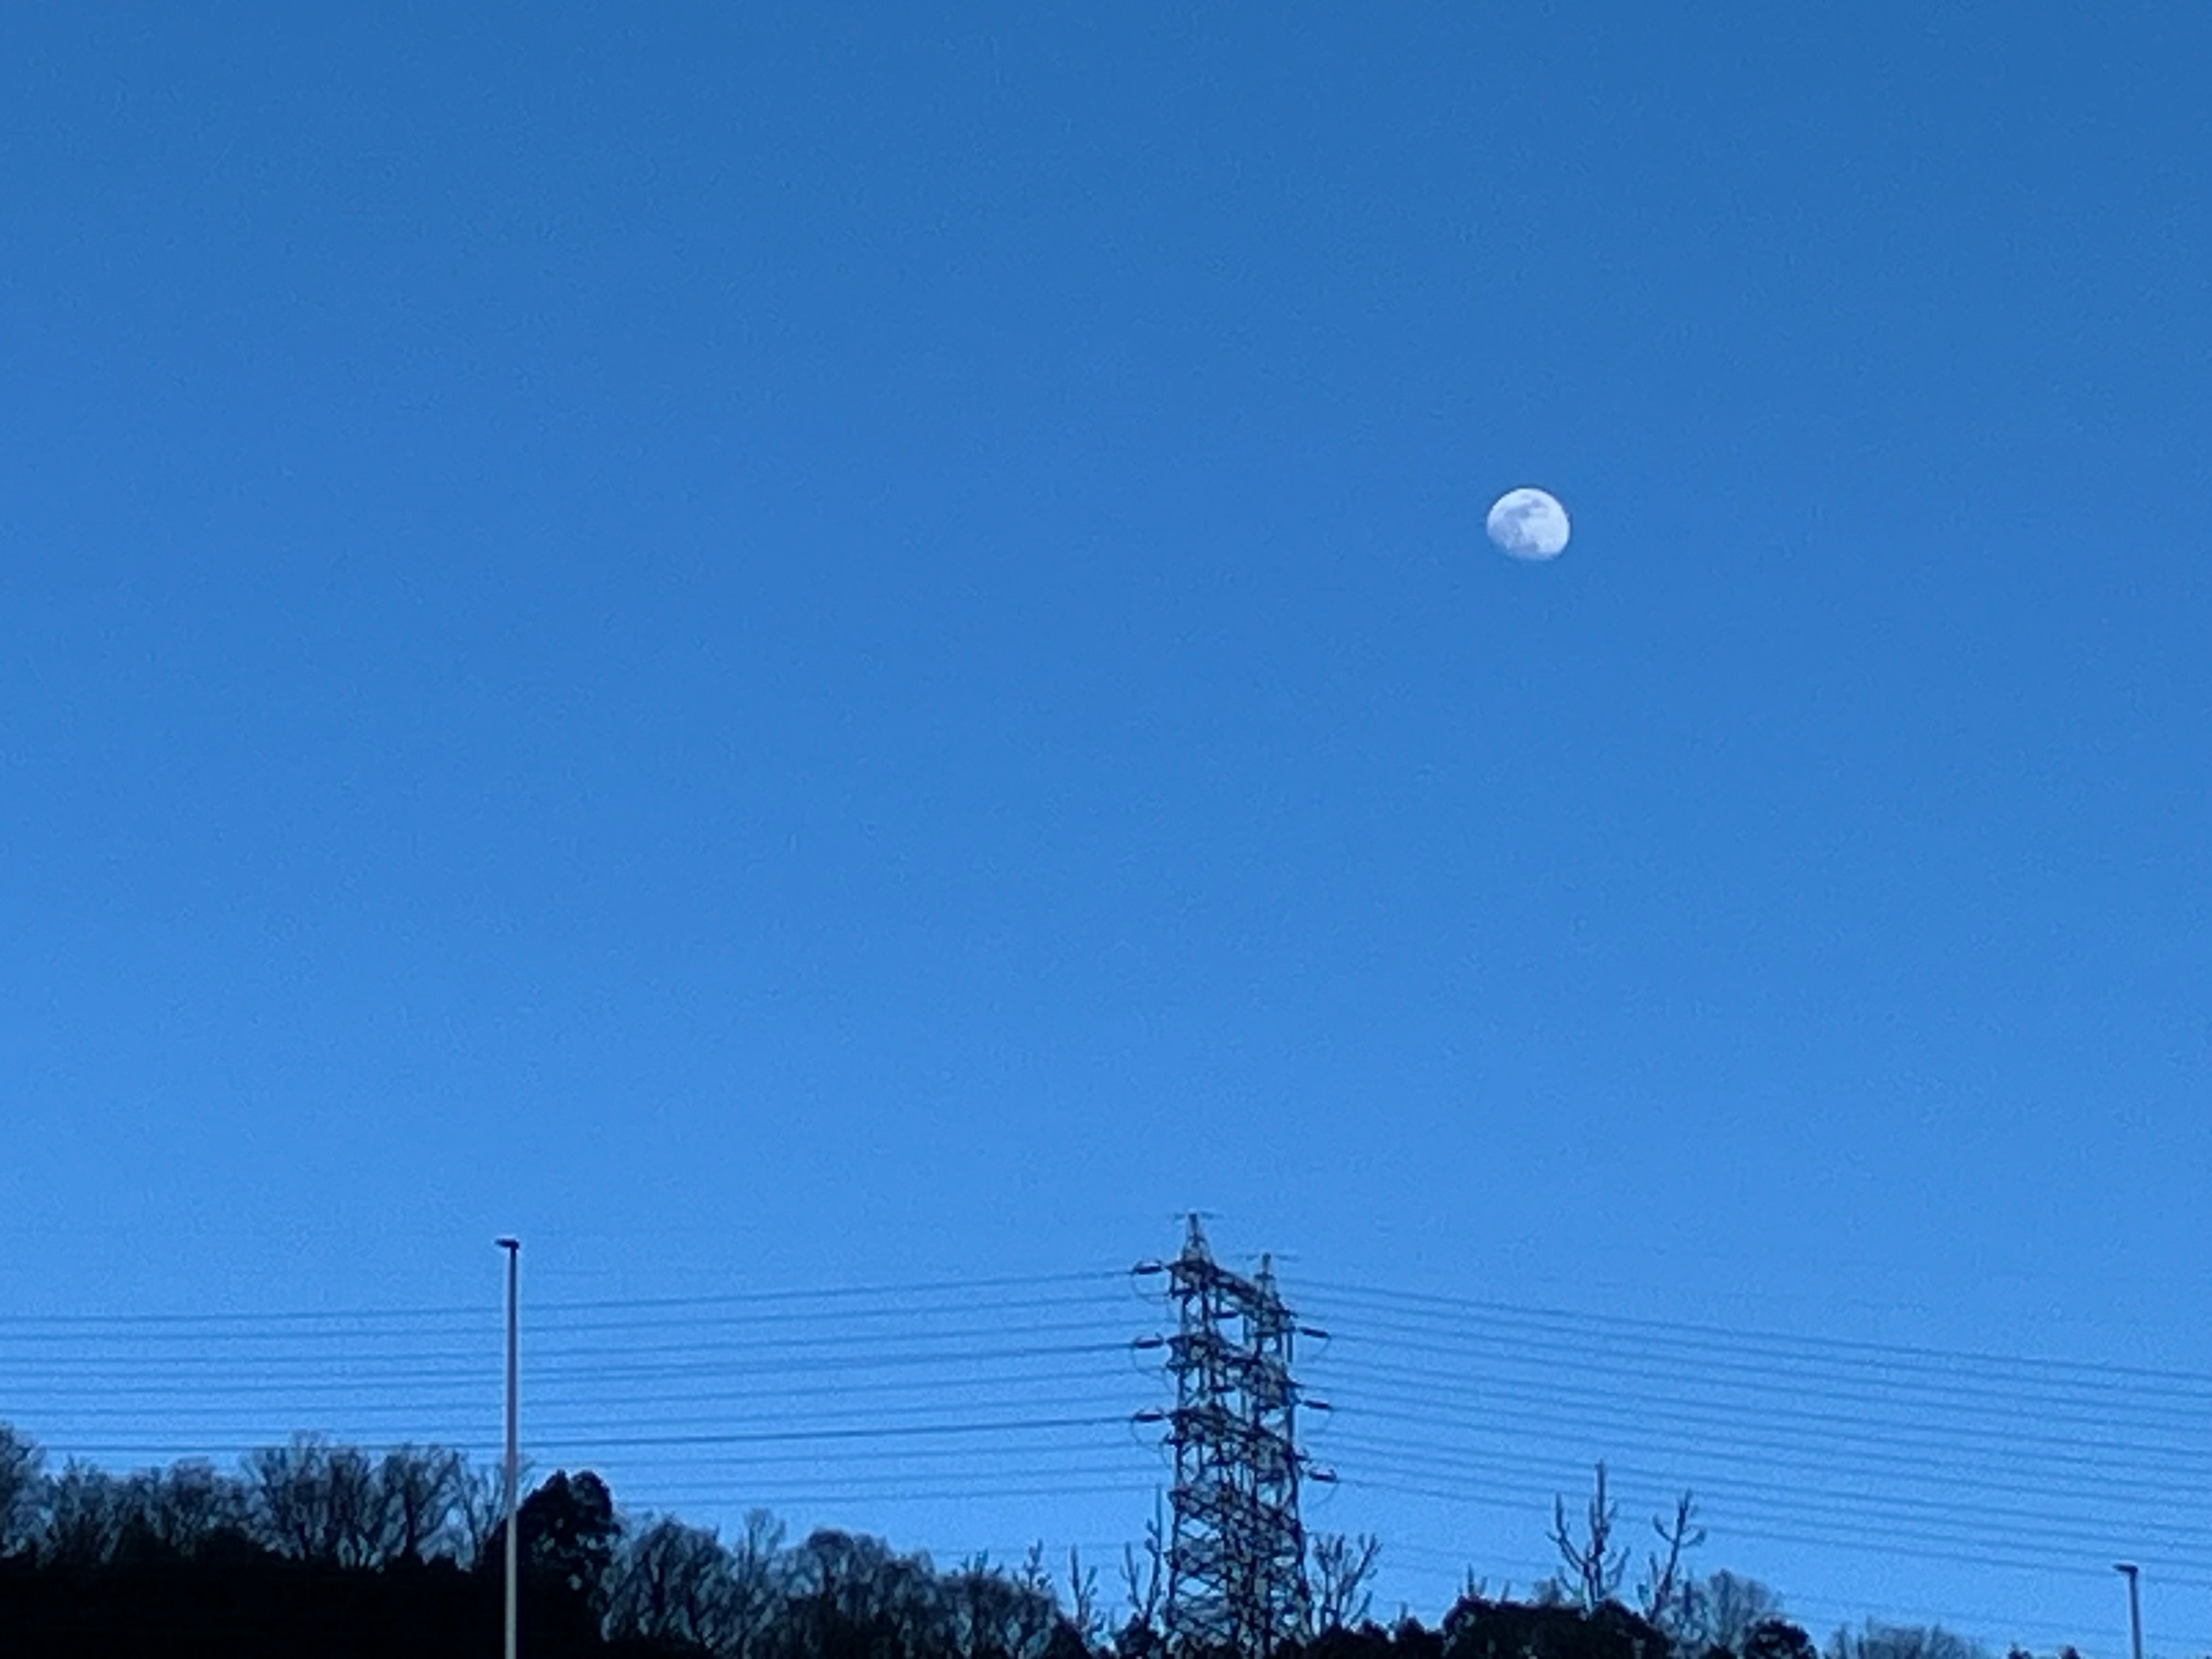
1442, 1595, 1672, 1659
1742, 1620, 1819, 1659
0, 1544, 603, 1659
0, 1421, 2092, 1659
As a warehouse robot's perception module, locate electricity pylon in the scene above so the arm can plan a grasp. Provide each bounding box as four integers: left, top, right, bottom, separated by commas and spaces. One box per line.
1135, 1216, 1330, 1659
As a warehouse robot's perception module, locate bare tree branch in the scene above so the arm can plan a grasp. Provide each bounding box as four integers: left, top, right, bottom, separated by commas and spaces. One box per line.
1638, 1491, 1707, 1634
1067, 1547, 1103, 1646
1312, 1532, 1384, 1631
1550, 1461, 1629, 1612
1120, 1492, 1166, 1631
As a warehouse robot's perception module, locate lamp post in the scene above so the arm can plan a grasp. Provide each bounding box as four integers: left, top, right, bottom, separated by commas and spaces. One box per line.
499, 1238, 521, 1659
2114, 1562, 2143, 1659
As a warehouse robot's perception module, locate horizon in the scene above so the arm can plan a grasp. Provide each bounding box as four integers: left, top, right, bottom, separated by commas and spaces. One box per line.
3, 1235, 2200, 1655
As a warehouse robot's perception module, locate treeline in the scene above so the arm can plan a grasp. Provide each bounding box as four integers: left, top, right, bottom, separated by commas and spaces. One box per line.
6, 1422, 1087, 1659
0, 1425, 2067, 1659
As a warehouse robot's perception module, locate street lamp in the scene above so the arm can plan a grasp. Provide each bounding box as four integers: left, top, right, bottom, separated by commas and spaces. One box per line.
498, 1238, 521, 1659
2115, 1563, 2143, 1659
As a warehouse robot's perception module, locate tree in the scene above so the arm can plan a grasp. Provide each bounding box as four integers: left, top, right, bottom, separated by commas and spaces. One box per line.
1550, 1463, 1630, 1613
1742, 1620, 1817, 1659
42, 1461, 127, 1567
378, 1444, 469, 1563
243, 1434, 389, 1565
457, 1453, 531, 1569
1635, 1494, 1705, 1641
606, 1515, 740, 1654
1312, 1534, 1385, 1633
1828, 1624, 1988, 1659
0, 1426, 44, 1558
1443, 1594, 1669, 1659
132, 1459, 249, 1559
725, 1508, 794, 1659
945, 1548, 1059, 1659
1063, 1548, 1104, 1651
1698, 1576, 1787, 1657
1115, 1495, 1166, 1659
520, 1469, 622, 1611
1297, 1624, 1401, 1659
776, 1527, 947, 1659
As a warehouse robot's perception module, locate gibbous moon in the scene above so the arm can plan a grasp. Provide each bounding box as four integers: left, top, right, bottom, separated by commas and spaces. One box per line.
1486, 487, 1571, 560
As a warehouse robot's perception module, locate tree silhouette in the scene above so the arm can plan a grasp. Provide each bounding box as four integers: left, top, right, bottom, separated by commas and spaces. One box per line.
1312, 1533, 1385, 1633
1548, 1463, 1630, 1612
1635, 1494, 1705, 1639
1828, 1623, 1990, 1659
605, 1515, 741, 1654
0, 1416, 2074, 1659
1444, 1593, 1670, 1659
0, 1425, 43, 1557
514, 1467, 624, 1650
1696, 1574, 1788, 1658
1743, 1620, 1819, 1659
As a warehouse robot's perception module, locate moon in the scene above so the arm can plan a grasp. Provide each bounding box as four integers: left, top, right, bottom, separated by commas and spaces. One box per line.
1486, 487, 1571, 560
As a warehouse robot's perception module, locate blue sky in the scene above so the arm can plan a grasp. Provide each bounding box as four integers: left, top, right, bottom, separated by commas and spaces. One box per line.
2, 2, 2209, 1649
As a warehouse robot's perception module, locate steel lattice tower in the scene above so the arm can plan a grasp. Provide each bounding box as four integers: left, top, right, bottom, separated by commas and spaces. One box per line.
1135, 1217, 1328, 1659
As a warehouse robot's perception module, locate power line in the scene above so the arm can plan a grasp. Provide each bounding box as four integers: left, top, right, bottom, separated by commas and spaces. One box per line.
1322, 1380, 2212, 1495
1311, 1316, 2212, 1428
0, 1314, 1136, 1360
0, 1338, 1137, 1387
1339, 1469, 2211, 1594
1, 1362, 1124, 1419
0, 1291, 1138, 1349
1305, 1281, 2212, 1394
42, 1411, 1134, 1460
0, 1268, 1131, 1329
12, 1258, 2212, 1653
1331, 1452, 2212, 1588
